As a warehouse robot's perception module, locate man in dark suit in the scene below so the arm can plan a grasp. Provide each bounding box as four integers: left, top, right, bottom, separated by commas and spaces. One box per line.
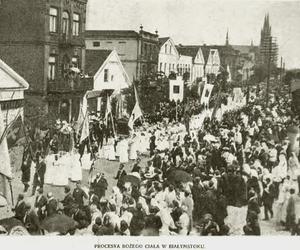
34, 188, 47, 221
89, 189, 100, 208
31, 154, 47, 196
14, 194, 26, 221
114, 165, 126, 190
72, 204, 89, 229
61, 186, 75, 216
73, 182, 88, 208
262, 178, 275, 220
23, 202, 41, 235
46, 192, 58, 217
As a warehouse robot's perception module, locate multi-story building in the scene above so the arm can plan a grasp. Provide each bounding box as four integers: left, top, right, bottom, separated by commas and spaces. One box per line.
176, 45, 205, 83
158, 37, 179, 77
201, 46, 221, 76
85, 26, 159, 82
0, 0, 90, 124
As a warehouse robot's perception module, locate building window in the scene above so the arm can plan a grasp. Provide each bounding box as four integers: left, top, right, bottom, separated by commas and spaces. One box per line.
164, 63, 167, 73
169, 64, 171, 73
49, 7, 58, 33
104, 69, 108, 82
48, 56, 56, 80
169, 46, 172, 54
72, 13, 80, 36
93, 41, 100, 47
62, 11, 70, 35
111, 75, 114, 81
165, 44, 168, 54
159, 62, 162, 71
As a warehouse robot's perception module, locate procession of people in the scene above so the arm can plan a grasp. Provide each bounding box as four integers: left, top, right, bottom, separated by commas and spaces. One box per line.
1, 82, 300, 236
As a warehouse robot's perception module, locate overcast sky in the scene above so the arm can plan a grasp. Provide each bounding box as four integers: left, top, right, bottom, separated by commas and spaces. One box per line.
86, 0, 300, 69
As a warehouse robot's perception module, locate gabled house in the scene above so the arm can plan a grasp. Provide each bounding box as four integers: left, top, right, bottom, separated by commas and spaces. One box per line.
201, 47, 221, 76
0, 58, 29, 124
158, 37, 179, 77
176, 45, 205, 83
85, 49, 131, 113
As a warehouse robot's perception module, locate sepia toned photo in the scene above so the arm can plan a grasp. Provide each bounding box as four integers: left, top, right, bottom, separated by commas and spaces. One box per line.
1, 0, 300, 240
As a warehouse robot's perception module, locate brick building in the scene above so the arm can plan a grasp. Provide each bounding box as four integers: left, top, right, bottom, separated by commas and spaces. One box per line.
85, 26, 159, 82
0, 0, 91, 125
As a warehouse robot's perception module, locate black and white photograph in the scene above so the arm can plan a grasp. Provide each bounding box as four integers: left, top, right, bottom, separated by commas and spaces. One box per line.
1, 0, 300, 246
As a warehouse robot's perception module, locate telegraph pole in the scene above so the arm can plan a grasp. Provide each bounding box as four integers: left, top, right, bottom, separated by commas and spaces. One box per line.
266, 36, 272, 108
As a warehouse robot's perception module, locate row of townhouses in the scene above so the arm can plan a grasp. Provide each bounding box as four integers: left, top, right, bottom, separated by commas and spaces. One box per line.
0, 0, 258, 125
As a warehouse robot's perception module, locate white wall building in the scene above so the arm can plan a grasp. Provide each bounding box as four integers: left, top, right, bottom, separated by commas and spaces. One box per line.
202, 48, 221, 76
158, 37, 179, 77
0, 58, 29, 125
176, 45, 205, 83
85, 49, 131, 115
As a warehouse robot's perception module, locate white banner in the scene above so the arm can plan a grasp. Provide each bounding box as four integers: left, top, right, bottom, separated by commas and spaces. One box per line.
200, 83, 214, 105
169, 77, 184, 102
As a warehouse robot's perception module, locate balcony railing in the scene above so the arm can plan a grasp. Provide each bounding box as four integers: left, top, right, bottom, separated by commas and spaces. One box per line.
47, 77, 93, 93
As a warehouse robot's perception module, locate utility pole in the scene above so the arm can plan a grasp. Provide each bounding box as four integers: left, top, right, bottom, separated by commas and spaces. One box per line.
280, 56, 283, 82
246, 68, 250, 104
266, 36, 272, 108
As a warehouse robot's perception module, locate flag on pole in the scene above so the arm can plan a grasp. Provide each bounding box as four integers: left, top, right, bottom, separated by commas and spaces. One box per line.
105, 95, 112, 126
128, 85, 143, 130
80, 111, 89, 143
76, 94, 87, 134
200, 83, 214, 105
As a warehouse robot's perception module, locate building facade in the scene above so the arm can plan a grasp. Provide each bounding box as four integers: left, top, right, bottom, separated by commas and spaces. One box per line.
176, 45, 205, 83
158, 37, 179, 77
0, 0, 90, 124
201, 47, 221, 76
0, 58, 29, 125
85, 27, 159, 82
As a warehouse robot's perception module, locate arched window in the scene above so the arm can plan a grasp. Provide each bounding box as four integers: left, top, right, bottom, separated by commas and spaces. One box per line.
62, 11, 70, 35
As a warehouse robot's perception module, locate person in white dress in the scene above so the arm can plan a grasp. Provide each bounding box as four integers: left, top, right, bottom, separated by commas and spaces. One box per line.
69, 150, 82, 182
119, 138, 129, 163
108, 137, 116, 161
128, 134, 138, 160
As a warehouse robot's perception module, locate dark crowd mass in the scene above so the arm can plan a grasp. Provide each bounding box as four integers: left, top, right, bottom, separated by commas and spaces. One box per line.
1, 86, 300, 236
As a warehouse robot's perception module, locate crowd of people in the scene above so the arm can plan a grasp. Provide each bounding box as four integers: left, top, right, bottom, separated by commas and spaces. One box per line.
3, 85, 300, 236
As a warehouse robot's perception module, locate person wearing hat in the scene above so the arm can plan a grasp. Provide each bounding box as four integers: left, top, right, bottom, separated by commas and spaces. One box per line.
23, 202, 41, 235
34, 188, 47, 221
14, 193, 26, 221
46, 192, 58, 217
73, 181, 88, 208
61, 186, 75, 216
268, 140, 277, 172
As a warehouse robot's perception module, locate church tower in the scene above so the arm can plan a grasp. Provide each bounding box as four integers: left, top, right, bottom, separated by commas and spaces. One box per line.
259, 14, 278, 66
225, 29, 229, 46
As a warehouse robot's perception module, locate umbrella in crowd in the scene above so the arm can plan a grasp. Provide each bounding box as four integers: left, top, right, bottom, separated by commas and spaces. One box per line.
121, 173, 141, 186
167, 169, 193, 183
0, 217, 27, 235
40, 214, 77, 235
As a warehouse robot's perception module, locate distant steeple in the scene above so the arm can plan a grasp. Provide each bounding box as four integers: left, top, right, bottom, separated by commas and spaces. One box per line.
225, 29, 229, 46
251, 40, 254, 47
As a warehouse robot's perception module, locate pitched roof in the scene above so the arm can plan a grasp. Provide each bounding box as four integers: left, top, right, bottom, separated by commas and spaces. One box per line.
159, 37, 170, 47
176, 45, 200, 60
85, 30, 139, 39
85, 50, 112, 76
200, 46, 211, 64
0, 58, 29, 90
232, 45, 259, 54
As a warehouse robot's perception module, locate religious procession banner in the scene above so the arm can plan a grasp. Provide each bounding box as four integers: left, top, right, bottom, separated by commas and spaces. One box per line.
200, 83, 214, 105
169, 77, 184, 102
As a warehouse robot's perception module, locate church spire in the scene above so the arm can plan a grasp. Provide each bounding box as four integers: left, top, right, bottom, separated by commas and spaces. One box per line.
225, 28, 229, 46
